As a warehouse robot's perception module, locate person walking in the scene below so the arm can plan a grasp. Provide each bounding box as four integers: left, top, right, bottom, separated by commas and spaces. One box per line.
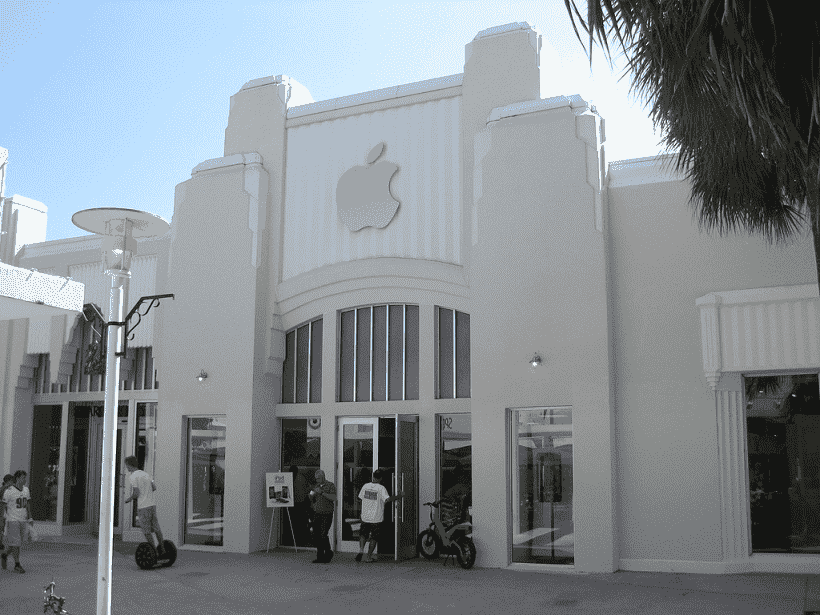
1, 470, 32, 573
309, 469, 336, 563
289, 465, 310, 546
355, 468, 403, 562
124, 456, 165, 556
0, 474, 14, 553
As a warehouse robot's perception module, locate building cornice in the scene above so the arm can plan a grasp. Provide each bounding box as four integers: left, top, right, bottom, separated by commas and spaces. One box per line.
486, 94, 589, 126
191, 152, 262, 176
696, 284, 819, 307
473, 21, 534, 40
286, 74, 463, 125
607, 154, 687, 188
17, 233, 167, 260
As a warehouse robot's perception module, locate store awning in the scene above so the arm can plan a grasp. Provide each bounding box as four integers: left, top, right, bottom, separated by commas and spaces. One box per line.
0, 262, 84, 320
697, 284, 820, 389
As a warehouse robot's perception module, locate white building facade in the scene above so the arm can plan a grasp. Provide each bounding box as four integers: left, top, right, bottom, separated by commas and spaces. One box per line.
2, 22, 819, 575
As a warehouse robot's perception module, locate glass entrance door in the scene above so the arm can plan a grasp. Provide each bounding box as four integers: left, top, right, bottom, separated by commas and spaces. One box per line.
64, 402, 128, 533
87, 416, 127, 534
337, 415, 418, 560
394, 414, 418, 560
338, 418, 378, 553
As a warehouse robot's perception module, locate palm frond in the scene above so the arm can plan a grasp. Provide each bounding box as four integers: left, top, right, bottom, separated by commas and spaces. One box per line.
565, 0, 820, 179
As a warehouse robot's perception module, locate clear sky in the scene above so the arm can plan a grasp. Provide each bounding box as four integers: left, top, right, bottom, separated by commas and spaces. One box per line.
1, 0, 665, 242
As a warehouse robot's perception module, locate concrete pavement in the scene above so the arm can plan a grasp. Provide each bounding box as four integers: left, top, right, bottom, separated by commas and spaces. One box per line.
0, 537, 817, 615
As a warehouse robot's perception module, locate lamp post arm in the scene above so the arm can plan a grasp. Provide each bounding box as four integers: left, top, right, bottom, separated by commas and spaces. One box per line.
106, 294, 174, 358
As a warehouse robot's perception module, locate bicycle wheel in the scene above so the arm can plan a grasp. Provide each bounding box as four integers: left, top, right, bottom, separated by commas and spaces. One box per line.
417, 530, 441, 559
455, 536, 476, 569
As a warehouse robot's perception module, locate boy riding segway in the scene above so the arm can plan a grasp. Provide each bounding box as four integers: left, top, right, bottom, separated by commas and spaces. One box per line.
124, 456, 176, 569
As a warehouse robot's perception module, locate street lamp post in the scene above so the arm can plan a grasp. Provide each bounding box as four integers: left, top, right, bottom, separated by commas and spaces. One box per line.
72, 208, 170, 615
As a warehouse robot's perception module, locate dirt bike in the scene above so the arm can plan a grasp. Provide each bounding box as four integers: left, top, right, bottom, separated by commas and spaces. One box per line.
417, 500, 476, 569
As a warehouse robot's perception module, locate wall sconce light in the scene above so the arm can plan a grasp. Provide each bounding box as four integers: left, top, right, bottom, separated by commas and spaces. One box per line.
530, 353, 542, 367
197, 370, 208, 382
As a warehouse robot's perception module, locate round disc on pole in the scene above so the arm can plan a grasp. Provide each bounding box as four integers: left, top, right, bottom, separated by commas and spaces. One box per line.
72, 208, 170, 238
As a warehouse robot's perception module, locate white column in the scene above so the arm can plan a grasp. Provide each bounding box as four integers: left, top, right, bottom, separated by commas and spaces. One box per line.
698, 293, 723, 390
715, 376, 751, 563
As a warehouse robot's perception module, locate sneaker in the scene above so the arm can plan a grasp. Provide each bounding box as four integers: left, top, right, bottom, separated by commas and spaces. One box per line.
354, 553, 362, 562
13, 564, 25, 574
1, 553, 6, 570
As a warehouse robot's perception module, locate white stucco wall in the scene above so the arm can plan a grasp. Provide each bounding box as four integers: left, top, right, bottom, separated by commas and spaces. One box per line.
282, 96, 462, 280
155, 155, 276, 553
608, 172, 818, 568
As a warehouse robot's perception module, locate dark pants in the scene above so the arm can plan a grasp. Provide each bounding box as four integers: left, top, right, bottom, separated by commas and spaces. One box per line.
313, 512, 334, 560
293, 502, 312, 546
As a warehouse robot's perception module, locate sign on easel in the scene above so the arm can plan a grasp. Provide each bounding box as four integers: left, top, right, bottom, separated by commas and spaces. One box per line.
266, 472, 294, 507
266, 471, 297, 553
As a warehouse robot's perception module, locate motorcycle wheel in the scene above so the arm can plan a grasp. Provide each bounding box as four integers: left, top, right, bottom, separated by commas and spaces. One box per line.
455, 536, 476, 569
417, 529, 441, 559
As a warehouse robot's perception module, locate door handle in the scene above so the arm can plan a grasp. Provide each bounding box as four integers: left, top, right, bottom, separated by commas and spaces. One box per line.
401, 473, 405, 522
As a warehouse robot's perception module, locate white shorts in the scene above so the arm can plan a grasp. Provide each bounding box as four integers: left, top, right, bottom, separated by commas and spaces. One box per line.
4, 520, 25, 547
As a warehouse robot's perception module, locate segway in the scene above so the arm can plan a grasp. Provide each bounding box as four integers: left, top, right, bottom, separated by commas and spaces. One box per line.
135, 540, 177, 570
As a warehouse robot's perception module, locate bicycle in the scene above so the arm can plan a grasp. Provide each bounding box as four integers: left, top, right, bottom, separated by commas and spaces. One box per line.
417, 500, 476, 569
43, 579, 71, 614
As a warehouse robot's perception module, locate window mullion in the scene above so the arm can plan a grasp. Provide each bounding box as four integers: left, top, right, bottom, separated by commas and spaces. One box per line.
370, 306, 374, 402
353, 309, 358, 403
386, 305, 390, 400
434, 307, 438, 399
307, 321, 312, 404
292, 331, 297, 403
403, 304, 407, 401
453, 309, 457, 399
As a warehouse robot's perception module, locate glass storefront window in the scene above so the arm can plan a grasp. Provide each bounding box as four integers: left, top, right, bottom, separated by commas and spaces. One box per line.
745, 374, 820, 554
132, 403, 158, 528
439, 414, 472, 518
510, 407, 574, 565
280, 418, 321, 547
184, 416, 226, 546
30, 405, 62, 521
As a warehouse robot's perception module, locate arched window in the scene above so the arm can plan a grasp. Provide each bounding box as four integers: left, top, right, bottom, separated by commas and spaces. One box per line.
338, 304, 419, 402
434, 307, 470, 399
281, 317, 323, 404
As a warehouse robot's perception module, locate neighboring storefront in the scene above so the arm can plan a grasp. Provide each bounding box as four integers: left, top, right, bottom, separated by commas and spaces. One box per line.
2, 21, 819, 575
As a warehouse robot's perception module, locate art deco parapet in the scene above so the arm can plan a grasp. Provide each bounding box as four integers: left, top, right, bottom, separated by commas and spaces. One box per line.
189, 153, 268, 270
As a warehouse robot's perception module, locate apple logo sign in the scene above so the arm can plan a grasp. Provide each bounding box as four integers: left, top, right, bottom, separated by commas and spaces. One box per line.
336, 142, 400, 231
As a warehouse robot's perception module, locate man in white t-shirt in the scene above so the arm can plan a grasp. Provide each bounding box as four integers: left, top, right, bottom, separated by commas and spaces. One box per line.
1, 470, 32, 574
124, 456, 165, 556
355, 469, 403, 563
